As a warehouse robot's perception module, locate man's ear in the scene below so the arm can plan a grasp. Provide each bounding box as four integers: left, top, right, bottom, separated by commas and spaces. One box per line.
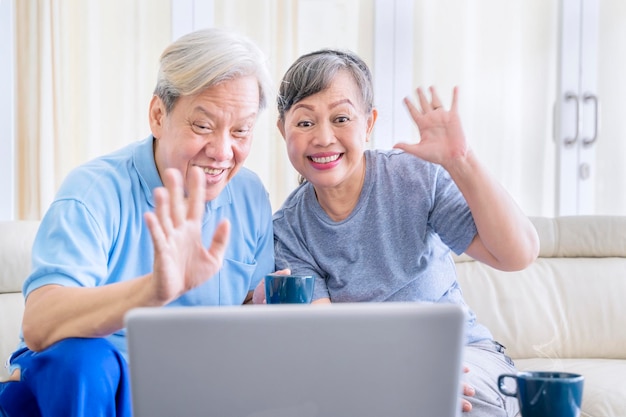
365, 108, 378, 142
276, 119, 286, 140
149, 95, 165, 138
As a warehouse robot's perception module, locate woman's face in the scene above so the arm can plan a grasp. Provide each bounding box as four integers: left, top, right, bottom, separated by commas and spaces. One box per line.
278, 70, 376, 192
150, 75, 259, 202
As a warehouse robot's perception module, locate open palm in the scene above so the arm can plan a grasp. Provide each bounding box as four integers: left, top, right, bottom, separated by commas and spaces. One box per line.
144, 167, 230, 304
394, 86, 468, 168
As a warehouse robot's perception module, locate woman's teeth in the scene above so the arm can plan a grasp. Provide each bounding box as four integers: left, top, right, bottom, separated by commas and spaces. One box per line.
310, 154, 340, 164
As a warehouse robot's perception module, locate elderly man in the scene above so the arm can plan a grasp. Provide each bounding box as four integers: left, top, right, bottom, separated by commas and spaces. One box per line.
0, 28, 275, 416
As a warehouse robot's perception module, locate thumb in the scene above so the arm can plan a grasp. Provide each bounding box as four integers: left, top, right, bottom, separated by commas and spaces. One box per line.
393, 142, 410, 152
207, 219, 231, 261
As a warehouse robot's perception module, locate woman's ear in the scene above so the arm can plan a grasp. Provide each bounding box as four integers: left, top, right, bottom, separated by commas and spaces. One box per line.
276, 119, 287, 140
365, 108, 378, 142
148, 95, 165, 138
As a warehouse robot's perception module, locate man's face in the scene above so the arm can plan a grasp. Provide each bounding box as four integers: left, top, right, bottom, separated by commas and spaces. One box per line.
150, 75, 260, 202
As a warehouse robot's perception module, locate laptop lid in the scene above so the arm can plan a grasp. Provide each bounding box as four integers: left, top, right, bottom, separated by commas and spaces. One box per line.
126, 302, 465, 417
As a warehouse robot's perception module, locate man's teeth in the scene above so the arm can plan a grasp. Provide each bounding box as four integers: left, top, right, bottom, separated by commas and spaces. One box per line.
311, 154, 340, 163
203, 167, 223, 175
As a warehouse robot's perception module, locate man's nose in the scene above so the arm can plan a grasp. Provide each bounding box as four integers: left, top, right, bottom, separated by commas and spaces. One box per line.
204, 132, 234, 161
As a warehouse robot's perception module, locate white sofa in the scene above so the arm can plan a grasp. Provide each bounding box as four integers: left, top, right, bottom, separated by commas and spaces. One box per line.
456, 216, 626, 416
1, 217, 625, 416
0, 220, 39, 380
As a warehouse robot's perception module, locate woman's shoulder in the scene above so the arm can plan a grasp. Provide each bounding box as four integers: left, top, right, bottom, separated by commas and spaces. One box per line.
366, 148, 438, 176
273, 181, 313, 220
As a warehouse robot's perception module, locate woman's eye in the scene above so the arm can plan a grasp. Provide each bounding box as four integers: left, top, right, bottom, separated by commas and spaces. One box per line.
297, 120, 313, 128
335, 116, 349, 123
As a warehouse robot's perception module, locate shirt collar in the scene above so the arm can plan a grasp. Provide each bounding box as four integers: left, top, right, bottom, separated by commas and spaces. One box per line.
133, 135, 232, 212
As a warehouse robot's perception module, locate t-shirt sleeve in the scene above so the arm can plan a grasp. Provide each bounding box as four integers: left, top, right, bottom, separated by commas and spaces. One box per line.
23, 199, 109, 298
428, 166, 477, 255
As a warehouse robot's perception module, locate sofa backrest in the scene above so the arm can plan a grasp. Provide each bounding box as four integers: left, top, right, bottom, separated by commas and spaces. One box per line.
456, 216, 626, 360
0, 221, 39, 367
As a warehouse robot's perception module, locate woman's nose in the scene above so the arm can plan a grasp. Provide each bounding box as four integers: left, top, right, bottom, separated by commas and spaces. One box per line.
312, 122, 335, 146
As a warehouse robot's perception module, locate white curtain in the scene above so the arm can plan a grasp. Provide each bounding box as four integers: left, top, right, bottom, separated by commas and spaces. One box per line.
15, 0, 171, 218
406, 0, 559, 216
14, 0, 626, 219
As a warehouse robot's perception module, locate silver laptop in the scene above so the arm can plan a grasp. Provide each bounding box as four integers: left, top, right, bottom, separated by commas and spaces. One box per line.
125, 302, 465, 417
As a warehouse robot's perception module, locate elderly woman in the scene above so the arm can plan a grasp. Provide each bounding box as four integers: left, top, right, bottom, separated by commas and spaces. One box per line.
270, 49, 539, 416
0, 28, 275, 416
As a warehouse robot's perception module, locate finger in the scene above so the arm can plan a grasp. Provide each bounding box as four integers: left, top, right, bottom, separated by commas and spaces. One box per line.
450, 85, 460, 113
461, 399, 472, 413
429, 86, 444, 110
154, 186, 173, 236
416, 87, 431, 112
144, 212, 167, 253
275, 268, 292, 276
463, 382, 476, 397
392, 142, 411, 153
207, 219, 231, 263
163, 169, 186, 228
187, 166, 206, 221
403, 97, 422, 123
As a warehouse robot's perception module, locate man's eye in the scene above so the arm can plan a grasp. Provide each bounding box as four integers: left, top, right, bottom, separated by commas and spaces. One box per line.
192, 123, 211, 133
233, 129, 251, 138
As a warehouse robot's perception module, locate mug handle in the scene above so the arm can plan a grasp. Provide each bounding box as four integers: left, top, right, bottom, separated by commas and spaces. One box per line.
498, 374, 518, 397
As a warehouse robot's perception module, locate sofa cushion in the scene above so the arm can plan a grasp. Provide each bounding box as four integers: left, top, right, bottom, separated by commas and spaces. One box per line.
0, 221, 39, 293
0, 293, 25, 379
457, 257, 626, 360
515, 358, 626, 417
532, 216, 626, 257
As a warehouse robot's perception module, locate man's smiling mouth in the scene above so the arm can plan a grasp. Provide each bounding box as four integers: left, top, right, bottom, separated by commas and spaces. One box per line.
202, 167, 225, 175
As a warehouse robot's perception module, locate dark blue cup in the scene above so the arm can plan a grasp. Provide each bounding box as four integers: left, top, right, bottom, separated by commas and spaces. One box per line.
265, 274, 315, 304
498, 371, 584, 417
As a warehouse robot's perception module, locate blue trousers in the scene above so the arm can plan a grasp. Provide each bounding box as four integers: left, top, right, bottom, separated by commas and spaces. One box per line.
0, 338, 131, 417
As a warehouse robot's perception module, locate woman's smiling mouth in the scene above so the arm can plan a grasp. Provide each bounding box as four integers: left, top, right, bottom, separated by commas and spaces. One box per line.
308, 153, 342, 164
308, 153, 343, 170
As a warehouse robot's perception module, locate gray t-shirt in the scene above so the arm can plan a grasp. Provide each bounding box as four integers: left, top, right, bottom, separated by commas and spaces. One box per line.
273, 149, 492, 344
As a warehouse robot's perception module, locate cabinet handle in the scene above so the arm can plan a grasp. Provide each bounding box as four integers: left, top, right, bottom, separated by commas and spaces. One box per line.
564, 92, 580, 147
582, 93, 599, 147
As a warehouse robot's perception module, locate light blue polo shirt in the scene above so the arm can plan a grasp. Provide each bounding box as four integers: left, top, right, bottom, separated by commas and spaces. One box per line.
19, 136, 274, 357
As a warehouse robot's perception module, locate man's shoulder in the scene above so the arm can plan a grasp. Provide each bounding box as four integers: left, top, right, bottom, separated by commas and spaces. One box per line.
52, 139, 151, 217
230, 167, 269, 199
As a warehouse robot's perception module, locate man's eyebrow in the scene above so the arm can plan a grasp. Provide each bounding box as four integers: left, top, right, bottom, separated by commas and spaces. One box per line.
191, 106, 257, 121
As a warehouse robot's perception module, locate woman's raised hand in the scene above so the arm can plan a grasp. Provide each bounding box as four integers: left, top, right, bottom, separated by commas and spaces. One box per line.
393, 86, 469, 169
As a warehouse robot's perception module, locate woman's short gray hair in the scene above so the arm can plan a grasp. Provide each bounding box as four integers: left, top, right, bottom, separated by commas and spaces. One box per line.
277, 49, 374, 121
154, 28, 272, 114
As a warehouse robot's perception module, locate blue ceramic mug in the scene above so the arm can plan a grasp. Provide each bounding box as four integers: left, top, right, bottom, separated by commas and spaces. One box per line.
498, 371, 584, 417
264, 274, 315, 304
